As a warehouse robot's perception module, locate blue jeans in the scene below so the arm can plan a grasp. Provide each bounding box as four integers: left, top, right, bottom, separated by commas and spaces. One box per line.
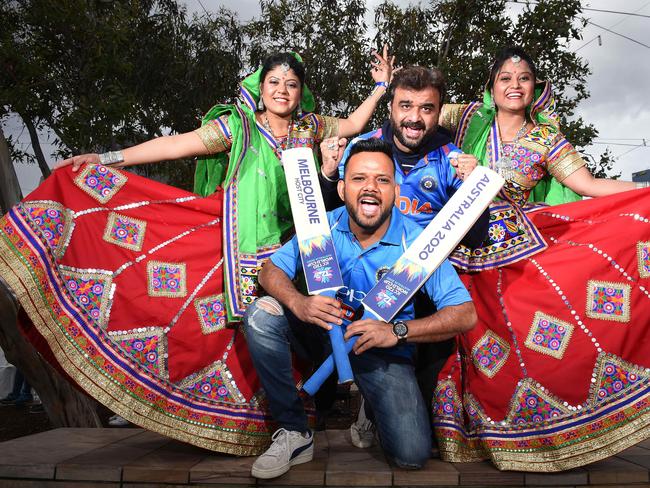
243, 298, 431, 468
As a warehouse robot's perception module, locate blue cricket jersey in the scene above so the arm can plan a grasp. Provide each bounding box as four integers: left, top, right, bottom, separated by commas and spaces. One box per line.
270, 206, 471, 358
338, 128, 463, 229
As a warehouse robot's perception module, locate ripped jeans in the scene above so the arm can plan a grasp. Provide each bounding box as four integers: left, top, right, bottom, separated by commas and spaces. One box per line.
243, 297, 431, 469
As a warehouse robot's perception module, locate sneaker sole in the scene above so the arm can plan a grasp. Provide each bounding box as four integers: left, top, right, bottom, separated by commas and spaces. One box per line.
251, 448, 313, 479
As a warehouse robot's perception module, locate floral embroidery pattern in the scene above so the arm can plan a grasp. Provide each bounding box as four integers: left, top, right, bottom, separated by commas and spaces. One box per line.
59, 265, 113, 329
506, 378, 569, 424
177, 361, 245, 404
103, 212, 147, 251
73, 164, 127, 204
194, 294, 227, 334
147, 261, 187, 298
586, 280, 631, 323
472, 330, 510, 378
23, 201, 73, 259
525, 312, 574, 360
113, 328, 167, 378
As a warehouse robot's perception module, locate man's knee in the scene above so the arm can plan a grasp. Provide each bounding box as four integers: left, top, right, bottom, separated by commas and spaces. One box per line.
243, 296, 289, 345
244, 297, 284, 329
388, 436, 431, 469
255, 296, 284, 315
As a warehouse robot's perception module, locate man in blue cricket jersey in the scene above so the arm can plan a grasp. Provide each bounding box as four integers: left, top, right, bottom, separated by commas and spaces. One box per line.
320, 66, 489, 447
243, 138, 476, 479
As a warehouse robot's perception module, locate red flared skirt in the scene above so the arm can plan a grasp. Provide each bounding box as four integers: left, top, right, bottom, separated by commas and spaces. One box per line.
0, 165, 310, 455
435, 188, 650, 470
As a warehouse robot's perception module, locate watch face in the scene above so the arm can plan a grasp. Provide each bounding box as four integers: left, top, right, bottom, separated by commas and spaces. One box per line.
393, 321, 408, 338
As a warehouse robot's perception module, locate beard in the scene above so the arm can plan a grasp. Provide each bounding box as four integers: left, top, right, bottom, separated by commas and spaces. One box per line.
390, 118, 437, 151
344, 193, 393, 234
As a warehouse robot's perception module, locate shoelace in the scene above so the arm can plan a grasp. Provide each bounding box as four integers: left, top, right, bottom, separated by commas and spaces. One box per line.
265, 428, 291, 458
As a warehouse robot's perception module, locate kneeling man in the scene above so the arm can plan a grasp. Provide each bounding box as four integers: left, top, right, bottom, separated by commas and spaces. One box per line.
243, 138, 476, 479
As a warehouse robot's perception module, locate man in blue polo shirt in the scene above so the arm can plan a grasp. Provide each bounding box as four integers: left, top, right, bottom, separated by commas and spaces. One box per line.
243, 138, 476, 479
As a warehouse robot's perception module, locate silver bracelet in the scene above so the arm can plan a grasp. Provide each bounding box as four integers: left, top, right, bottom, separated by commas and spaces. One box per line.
321, 171, 338, 183
99, 150, 125, 166
636, 181, 650, 189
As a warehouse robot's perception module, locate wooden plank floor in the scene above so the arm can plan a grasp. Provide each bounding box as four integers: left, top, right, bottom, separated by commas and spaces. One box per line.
0, 428, 649, 487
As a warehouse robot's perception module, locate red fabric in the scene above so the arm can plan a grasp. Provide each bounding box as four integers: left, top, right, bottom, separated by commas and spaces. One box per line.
434, 188, 650, 470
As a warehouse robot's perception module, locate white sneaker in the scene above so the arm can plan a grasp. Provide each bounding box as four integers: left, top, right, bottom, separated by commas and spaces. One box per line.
251, 428, 314, 479
108, 414, 130, 427
350, 398, 376, 448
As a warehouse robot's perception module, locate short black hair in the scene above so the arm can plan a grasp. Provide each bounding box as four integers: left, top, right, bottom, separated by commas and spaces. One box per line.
487, 46, 537, 92
344, 138, 394, 175
260, 53, 306, 88
388, 65, 446, 104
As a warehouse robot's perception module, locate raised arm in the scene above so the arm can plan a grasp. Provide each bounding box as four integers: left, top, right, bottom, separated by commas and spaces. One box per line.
337, 45, 395, 138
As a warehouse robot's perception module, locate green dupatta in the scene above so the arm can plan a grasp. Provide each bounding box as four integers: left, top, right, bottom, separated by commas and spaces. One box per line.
192, 53, 318, 322
460, 82, 581, 206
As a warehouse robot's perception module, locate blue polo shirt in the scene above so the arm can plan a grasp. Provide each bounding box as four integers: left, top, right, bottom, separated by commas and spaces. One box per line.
338, 128, 462, 229
270, 206, 471, 358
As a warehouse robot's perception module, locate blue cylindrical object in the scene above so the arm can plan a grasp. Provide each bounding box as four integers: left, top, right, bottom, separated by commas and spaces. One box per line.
303, 336, 359, 396
320, 289, 353, 385
328, 325, 353, 385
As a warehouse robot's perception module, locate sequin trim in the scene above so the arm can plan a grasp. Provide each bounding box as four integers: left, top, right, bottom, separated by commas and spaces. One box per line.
638, 241, 650, 278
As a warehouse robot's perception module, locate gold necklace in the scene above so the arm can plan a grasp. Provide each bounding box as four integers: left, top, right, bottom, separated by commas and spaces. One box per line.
496, 118, 528, 181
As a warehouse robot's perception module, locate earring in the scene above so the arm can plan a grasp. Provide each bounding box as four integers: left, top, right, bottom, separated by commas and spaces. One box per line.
297, 102, 302, 115
258, 97, 265, 111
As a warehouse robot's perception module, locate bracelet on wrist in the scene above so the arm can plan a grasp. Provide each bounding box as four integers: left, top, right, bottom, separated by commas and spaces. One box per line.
99, 150, 125, 166
321, 171, 339, 183
372, 81, 389, 97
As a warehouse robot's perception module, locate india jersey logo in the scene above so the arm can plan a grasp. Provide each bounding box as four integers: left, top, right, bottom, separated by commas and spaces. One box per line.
420, 175, 437, 192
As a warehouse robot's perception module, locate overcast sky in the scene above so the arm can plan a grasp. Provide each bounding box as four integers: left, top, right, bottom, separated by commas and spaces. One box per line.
6, 0, 649, 194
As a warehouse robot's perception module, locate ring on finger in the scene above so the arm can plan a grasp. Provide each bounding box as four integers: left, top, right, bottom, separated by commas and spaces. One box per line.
327, 143, 336, 150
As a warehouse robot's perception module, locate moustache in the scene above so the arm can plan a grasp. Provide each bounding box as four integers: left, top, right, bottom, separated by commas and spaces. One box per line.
358, 192, 381, 201
401, 121, 425, 130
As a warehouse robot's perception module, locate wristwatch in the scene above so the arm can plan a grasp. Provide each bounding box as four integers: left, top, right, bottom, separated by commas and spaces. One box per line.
391, 320, 409, 345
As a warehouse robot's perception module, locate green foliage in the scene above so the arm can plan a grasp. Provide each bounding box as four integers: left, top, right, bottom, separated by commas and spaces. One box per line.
245, 0, 372, 119
2, 0, 613, 188
1, 0, 244, 189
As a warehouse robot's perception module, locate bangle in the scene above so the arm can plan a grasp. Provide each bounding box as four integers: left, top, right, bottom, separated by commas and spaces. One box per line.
375, 81, 389, 89
636, 181, 650, 189
99, 150, 124, 166
321, 171, 338, 183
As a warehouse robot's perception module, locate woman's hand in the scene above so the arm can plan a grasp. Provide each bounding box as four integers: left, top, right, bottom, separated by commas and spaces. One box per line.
370, 44, 395, 85
320, 137, 347, 181
54, 153, 100, 172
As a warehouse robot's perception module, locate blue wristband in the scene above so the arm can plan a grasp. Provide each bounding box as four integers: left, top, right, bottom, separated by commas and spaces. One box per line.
375, 81, 389, 88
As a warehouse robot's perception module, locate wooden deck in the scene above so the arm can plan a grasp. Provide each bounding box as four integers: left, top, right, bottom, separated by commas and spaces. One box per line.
1, 428, 650, 487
